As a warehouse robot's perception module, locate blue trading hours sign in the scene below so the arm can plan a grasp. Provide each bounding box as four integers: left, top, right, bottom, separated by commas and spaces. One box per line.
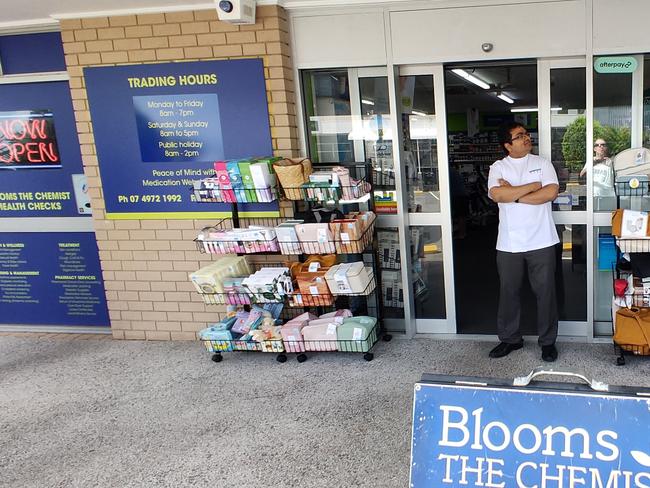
84, 59, 275, 219
411, 381, 650, 488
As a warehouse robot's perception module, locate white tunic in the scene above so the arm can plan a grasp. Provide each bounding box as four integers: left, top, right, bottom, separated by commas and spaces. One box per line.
487, 154, 560, 253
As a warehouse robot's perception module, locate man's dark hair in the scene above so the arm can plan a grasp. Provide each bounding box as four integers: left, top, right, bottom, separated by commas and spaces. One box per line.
498, 122, 526, 154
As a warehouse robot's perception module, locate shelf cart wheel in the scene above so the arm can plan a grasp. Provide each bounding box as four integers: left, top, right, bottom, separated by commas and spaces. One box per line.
616, 356, 626, 366
297, 353, 308, 363
276, 353, 288, 363
211, 353, 223, 363
382, 333, 392, 342
363, 352, 374, 362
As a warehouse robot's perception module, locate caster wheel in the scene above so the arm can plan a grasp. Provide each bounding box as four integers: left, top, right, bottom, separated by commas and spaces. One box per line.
276, 354, 288, 363
616, 357, 626, 366
363, 352, 374, 362
382, 334, 392, 342
211, 354, 223, 363
297, 354, 307, 363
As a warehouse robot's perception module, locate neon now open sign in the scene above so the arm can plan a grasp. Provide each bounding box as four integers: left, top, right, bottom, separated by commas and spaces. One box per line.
0, 110, 61, 168
410, 381, 650, 487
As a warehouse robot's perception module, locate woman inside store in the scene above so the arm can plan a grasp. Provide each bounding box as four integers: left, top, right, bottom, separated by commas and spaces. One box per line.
580, 138, 615, 197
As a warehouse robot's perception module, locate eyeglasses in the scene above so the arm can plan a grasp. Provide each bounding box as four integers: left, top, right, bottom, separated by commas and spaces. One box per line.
594, 143, 608, 147
510, 132, 531, 142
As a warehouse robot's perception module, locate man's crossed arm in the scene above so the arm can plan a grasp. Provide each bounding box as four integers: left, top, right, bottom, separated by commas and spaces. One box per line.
490, 179, 559, 204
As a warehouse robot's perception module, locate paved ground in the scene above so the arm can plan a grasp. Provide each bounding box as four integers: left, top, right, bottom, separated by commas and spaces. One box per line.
1, 334, 648, 488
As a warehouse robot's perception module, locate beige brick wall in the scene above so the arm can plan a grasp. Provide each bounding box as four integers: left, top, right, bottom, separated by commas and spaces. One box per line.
60, 6, 300, 340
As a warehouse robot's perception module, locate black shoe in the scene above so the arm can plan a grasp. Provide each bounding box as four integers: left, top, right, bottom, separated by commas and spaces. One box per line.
541, 344, 558, 362
489, 341, 524, 358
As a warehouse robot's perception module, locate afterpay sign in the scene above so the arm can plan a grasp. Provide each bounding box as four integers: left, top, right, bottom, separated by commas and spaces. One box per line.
411, 382, 650, 487
594, 56, 638, 73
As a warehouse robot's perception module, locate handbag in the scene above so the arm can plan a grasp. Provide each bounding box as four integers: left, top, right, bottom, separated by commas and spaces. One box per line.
614, 307, 650, 355
272, 158, 313, 200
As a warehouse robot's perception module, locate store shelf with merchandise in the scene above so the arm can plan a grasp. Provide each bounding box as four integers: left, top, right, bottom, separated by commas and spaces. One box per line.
188, 158, 390, 363
610, 164, 650, 365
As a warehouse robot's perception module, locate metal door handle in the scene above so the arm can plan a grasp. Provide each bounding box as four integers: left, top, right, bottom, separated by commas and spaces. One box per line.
513, 366, 609, 392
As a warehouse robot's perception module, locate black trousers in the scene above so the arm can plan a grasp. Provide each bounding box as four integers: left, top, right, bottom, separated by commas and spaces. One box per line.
496, 245, 558, 346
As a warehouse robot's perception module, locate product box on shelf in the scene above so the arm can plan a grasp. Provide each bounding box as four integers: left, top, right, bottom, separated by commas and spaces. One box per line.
302, 320, 339, 351
241, 267, 292, 303
275, 220, 304, 255
214, 161, 236, 203
324, 262, 373, 295
295, 223, 336, 254
189, 256, 251, 295
249, 161, 275, 202
238, 160, 256, 201
337, 316, 377, 352
280, 312, 317, 353
226, 161, 247, 203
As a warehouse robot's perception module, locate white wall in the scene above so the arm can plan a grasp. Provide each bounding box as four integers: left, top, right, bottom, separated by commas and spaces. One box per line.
292, 11, 387, 68
593, 0, 650, 54
390, 1, 586, 64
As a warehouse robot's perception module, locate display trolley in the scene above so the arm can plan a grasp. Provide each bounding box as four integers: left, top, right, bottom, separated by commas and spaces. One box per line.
189, 160, 391, 363
610, 147, 650, 365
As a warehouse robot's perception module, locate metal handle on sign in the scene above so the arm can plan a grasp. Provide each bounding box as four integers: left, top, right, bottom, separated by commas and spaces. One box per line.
513, 366, 609, 392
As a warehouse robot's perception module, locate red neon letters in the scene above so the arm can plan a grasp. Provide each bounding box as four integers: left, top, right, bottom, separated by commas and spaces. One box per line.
0, 118, 60, 165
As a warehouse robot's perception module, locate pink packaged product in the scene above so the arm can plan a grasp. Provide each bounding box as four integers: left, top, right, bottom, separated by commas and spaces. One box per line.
319, 309, 353, 319
295, 223, 335, 254
214, 161, 236, 203
286, 312, 318, 325
302, 321, 339, 351
281, 324, 306, 353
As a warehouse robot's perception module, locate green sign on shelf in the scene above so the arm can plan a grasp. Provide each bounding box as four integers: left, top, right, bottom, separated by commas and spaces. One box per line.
594, 56, 638, 73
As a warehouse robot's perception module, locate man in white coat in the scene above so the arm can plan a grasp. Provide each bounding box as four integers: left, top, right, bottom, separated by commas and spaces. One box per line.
487, 122, 560, 362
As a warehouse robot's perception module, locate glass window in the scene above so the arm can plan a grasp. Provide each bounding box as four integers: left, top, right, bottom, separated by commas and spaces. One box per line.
594, 226, 615, 337
593, 68, 633, 211
550, 68, 586, 211
412, 226, 446, 319
358, 77, 397, 214
301, 69, 353, 164
556, 224, 587, 321
400, 75, 439, 213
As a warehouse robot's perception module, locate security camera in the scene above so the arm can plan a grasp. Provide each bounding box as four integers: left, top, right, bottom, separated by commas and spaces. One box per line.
215, 0, 256, 25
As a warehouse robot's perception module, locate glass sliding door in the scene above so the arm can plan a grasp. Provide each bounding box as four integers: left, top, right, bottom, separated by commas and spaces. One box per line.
396, 65, 454, 334
540, 58, 589, 338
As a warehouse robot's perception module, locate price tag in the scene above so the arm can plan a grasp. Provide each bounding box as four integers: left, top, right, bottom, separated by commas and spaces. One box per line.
309, 286, 319, 295
352, 327, 364, 340
327, 323, 337, 335
341, 232, 351, 242
308, 262, 320, 272
334, 316, 344, 324
317, 228, 328, 243
287, 335, 296, 342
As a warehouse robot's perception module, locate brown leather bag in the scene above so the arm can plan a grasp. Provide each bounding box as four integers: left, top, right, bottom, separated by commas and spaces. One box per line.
614, 307, 650, 355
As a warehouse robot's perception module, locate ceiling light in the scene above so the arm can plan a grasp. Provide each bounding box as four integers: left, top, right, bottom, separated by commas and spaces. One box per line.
497, 93, 514, 104
362, 99, 375, 106
451, 68, 490, 90
510, 107, 563, 113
